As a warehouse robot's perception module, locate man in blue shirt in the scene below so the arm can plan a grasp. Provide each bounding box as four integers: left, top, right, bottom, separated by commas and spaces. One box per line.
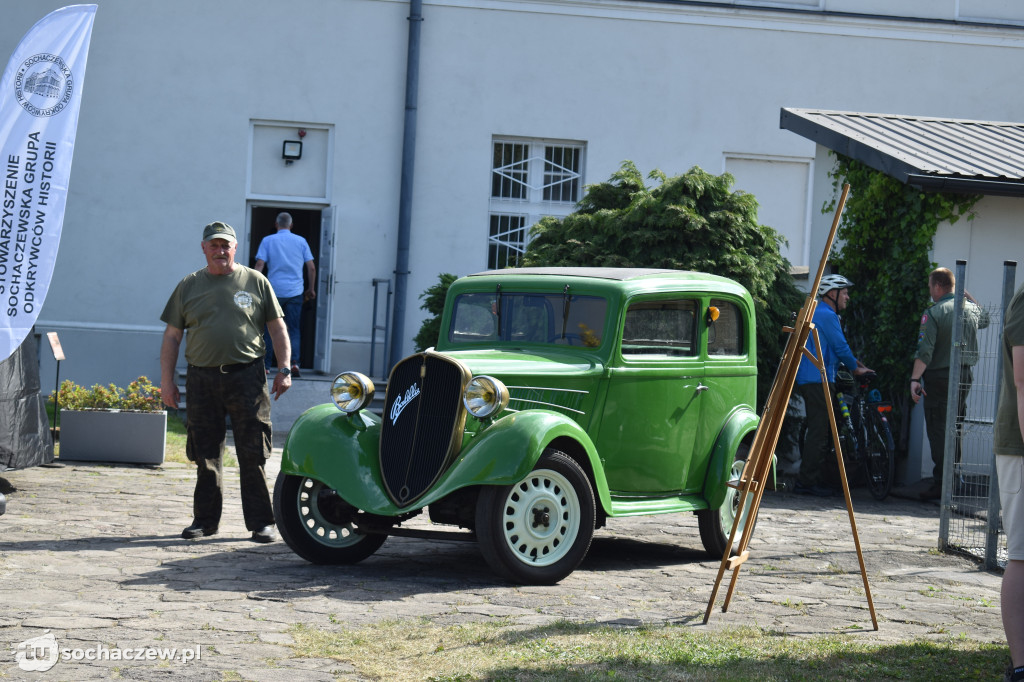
793, 274, 871, 496
255, 212, 316, 377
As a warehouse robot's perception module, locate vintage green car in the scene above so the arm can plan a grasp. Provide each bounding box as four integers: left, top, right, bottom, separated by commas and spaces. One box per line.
274, 267, 760, 584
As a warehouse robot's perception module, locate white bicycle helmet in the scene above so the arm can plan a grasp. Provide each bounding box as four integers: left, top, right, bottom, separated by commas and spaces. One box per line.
817, 274, 853, 297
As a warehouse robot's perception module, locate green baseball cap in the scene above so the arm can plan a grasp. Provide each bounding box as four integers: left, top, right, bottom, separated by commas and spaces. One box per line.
202, 221, 236, 243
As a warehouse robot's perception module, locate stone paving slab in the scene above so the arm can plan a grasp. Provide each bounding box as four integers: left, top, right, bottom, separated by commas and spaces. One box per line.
0, 454, 1006, 680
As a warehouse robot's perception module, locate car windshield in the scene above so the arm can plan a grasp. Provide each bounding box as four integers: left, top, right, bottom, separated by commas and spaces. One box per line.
449, 292, 607, 348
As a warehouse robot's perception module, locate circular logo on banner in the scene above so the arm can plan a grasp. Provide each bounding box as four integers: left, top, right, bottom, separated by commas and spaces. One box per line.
14, 53, 74, 117
233, 291, 254, 309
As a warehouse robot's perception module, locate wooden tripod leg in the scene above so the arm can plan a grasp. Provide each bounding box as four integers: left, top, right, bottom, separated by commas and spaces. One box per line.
702, 452, 767, 621
703, 184, 859, 628
704, 318, 809, 623
720, 429, 779, 613
814, 334, 879, 631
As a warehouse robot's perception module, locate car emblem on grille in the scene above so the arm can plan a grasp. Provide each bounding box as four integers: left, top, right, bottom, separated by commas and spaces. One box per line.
389, 382, 421, 424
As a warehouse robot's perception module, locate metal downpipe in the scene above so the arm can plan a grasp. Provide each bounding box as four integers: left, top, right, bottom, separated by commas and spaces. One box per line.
389, 0, 423, 371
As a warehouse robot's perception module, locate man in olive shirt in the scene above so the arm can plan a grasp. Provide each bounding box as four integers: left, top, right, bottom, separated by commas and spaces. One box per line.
160, 221, 292, 543
910, 267, 989, 500
995, 281, 1024, 681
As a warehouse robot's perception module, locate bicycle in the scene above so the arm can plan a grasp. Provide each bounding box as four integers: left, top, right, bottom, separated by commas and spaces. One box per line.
834, 369, 895, 501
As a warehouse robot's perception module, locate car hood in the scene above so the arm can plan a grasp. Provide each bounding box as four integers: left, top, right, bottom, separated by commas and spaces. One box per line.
440, 348, 606, 380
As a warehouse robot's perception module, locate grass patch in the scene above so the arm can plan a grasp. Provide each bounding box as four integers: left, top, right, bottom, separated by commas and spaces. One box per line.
288, 619, 1008, 681
162, 412, 237, 466
164, 411, 189, 464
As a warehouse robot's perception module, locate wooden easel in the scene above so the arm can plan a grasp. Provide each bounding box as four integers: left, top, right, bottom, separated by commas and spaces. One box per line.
703, 183, 878, 630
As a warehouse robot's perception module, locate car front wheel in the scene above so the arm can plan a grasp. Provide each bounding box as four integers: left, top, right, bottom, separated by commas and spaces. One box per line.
475, 449, 595, 585
697, 447, 752, 559
273, 473, 387, 564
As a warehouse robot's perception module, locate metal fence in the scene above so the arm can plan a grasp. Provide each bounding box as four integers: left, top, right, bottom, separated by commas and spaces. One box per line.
938, 260, 1016, 570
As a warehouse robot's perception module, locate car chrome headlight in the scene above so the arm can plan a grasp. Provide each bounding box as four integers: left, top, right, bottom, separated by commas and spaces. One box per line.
463, 375, 509, 419
331, 372, 375, 413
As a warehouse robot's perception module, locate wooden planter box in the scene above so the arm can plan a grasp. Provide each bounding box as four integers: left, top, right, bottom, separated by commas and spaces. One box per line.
58, 409, 167, 465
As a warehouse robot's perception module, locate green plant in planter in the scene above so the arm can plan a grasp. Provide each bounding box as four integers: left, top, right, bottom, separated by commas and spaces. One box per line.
121, 377, 164, 412
51, 376, 163, 412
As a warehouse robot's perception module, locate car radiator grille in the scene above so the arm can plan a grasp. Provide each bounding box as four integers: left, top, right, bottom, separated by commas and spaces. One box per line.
379, 352, 469, 507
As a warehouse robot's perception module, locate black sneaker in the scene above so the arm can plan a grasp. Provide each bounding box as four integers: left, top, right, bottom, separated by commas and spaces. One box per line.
251, 525, 277, 543
291, 365, 301, 379
919, 482, 942, 501
794, 482, 835, 497
181, 523, 218, 539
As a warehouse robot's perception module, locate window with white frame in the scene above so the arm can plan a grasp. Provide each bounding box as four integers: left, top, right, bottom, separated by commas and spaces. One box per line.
488, 138, 584, 269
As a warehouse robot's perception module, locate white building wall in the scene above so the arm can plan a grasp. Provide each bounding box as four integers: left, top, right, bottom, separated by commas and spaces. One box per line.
2, 0, 1024, 392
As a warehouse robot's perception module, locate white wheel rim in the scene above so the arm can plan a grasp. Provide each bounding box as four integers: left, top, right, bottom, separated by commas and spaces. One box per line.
724, 459, 751, 538
297, 478, 365, 548
500, 468, 581, 567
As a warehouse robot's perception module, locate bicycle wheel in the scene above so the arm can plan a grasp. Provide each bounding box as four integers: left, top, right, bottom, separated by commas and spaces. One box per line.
863, 410, 894, 500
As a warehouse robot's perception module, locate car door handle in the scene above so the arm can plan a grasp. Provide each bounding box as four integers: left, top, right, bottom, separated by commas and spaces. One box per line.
696, 383, 709, 393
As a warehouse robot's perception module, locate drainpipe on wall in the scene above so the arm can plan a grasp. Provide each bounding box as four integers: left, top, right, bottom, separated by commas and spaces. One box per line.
388, 0, 423, 370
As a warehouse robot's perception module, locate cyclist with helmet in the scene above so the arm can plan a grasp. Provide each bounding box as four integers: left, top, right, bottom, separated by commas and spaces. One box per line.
792, 274, 872, 496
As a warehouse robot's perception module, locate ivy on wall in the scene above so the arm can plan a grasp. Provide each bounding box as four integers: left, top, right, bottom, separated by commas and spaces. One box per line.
826, 155, 981, 446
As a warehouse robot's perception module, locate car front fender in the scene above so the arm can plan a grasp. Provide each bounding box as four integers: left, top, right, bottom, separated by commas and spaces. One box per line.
280, 405, 608, 515
702, 407, 761, 510
427, 410, 609, 510
279, 404, 396, 512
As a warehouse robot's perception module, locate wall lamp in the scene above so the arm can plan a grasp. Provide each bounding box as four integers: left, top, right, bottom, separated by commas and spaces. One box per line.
282, 140, 303, 165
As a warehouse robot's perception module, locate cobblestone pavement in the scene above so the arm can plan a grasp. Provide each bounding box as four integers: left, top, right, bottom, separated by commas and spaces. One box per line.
0, 454, 1006, 680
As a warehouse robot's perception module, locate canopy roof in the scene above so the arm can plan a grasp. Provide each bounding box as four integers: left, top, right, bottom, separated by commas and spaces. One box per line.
781, 107, 1024, 196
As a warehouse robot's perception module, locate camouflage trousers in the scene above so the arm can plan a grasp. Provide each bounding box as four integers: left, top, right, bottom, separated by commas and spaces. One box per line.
185, 359, 274, 531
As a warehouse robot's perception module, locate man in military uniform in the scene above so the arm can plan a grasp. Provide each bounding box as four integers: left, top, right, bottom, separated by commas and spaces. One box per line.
160, 221, 293, 542
909, 267, 989, 500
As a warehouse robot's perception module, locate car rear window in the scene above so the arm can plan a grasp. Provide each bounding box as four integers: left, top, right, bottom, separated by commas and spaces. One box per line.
707, 298, 744, 356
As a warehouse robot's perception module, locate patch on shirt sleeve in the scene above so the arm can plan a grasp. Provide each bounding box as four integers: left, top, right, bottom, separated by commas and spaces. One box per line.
916, 313, 929, 345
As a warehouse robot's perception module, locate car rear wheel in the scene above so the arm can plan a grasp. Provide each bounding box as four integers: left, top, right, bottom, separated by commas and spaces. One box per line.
697, 447, 752, 559
475, 449, 595, 585
273, 473, 387, 564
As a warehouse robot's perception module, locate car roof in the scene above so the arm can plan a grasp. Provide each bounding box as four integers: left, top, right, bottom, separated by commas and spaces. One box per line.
463, 267, 748, 295
468, 267, 683, 281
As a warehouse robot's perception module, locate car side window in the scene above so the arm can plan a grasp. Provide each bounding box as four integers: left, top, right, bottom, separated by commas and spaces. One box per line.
621, 299, 697, 357
707, 298, 744, 356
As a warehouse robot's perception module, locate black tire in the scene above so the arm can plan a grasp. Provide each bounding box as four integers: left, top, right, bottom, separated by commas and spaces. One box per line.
273, 473, 387, 564
864, 412, 894, 501
475, 449, 595, 585
697, 446, 752, 559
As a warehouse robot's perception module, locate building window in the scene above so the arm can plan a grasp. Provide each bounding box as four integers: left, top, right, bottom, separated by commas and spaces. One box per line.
543, 145, 581, 203
488, 137, 584, 269
492, 142, 528, 200
488, 214, 527, 270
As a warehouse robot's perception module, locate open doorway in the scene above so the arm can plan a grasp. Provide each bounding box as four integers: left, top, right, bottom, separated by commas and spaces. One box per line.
248, 206, 322, 371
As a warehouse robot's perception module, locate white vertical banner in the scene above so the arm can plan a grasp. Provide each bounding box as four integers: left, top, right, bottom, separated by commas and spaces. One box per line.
0, 5, 97, 362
